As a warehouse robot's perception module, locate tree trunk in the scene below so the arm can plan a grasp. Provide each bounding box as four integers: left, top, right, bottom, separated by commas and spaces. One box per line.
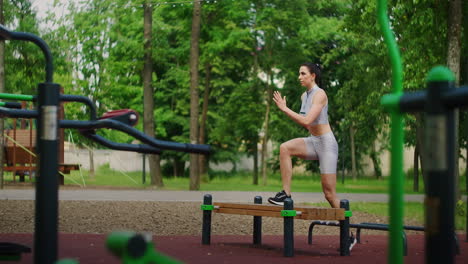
447, 0, 462, 200
0, 0, 5, 189
447, 0, 462, 86
143, 1, 163, 187
416, 114, 428, 190
253, 142, 259, 185
198, 62, 211, 177
370, 141, 382, 179
88, 148, 95, 178
261, 75, 272, 186
413, 142, 419, 192
350, 126, 357, 180
252, 35, 260, 186
189, 0, 202, 190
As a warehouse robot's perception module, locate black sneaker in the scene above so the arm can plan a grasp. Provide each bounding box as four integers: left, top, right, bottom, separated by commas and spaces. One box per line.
267, 190, 291, 206
348, 232, 357, 251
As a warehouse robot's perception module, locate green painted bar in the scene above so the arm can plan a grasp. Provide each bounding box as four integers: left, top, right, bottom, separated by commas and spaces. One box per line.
377, 0, 404, 264
426, 66, 455, 82
0, 93, 34, 101
381, 93, 402, 113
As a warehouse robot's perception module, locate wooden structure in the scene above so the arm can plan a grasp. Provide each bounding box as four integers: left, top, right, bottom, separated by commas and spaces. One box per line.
4, 129, 36, 182
212, 202, 345, 220
2, 100, 79, 184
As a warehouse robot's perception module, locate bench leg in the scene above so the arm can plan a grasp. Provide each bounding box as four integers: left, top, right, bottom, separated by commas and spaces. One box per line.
339, 199, 350, 256
283, 198, 294, 257
308, 221, 317, 245
253, 196, 262, 245
202, 194, 212, 245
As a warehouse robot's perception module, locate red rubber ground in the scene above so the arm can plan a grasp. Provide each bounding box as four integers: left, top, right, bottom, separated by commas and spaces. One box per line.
1, 233, 467, 263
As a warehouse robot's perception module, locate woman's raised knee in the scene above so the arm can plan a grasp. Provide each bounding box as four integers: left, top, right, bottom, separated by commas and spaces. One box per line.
279, 143, 290, 156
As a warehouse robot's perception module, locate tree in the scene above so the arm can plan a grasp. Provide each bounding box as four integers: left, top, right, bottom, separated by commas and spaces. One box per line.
1, 0, 42, 186
447, 0, 463, 85
446, 0, 462, 197
189, 0, 202, 190
195, 0, 261, 183
461, 0, 468, 188
143, 0, 163, 187
322, 0, 387, 179
198, 62, 210, 177
393, 0, 449, 189
4, 0, 43, 95
248, 0, 316, 184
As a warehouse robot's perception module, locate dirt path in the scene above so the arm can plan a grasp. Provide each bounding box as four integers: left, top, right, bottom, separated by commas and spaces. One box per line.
0, 200, 424, 236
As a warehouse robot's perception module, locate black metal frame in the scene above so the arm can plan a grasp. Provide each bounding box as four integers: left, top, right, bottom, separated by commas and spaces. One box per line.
308, 221, 461, 256
397, 80, 468, 263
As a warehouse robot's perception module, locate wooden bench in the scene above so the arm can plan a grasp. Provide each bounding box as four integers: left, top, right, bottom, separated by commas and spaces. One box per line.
212, 202, 345, 220
201, 194, 353, 257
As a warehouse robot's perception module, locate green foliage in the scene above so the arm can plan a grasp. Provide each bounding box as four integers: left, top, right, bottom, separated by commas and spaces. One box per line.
3, 0, 43, 95
2, 0, 467, 184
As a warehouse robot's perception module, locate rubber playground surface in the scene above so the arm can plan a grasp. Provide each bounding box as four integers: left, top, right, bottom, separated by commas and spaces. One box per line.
2, 233, 467, 264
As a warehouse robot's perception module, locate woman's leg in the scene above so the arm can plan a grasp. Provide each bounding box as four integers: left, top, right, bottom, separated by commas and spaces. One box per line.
279, 138, 309, 196
321, 173, 340, 208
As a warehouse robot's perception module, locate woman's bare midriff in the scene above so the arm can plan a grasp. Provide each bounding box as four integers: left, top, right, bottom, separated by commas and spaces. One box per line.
307, 123, 332, 136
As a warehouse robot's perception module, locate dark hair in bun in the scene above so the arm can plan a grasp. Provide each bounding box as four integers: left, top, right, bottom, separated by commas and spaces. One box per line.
301, 62, 322, 87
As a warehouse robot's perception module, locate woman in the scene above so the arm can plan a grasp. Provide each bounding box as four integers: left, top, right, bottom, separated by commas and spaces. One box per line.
268, 62, 340, 208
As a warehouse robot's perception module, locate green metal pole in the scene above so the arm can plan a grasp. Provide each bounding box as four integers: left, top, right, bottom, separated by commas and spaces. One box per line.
0, 93, 34, 101
377, 1, 404, 264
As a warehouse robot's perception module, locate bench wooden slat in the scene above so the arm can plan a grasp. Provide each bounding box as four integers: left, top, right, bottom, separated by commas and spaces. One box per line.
213, 202, 345, 220
215, 208, 284, 218
214, 202, 287, 212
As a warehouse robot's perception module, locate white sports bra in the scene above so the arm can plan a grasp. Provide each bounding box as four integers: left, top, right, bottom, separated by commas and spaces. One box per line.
299, 85, 329, 125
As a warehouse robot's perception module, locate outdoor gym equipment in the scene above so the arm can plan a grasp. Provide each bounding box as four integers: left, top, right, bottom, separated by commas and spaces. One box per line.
0, 93, 80, 184
0, 24, 210, 264
378, 0, 468, 264
0, 102, 21, 109
382, 65, 468, 264
201, 194, 353, 257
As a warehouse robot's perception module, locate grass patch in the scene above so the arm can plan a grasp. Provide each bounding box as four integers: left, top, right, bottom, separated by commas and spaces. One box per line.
3, 165, 465, 196
305, 201, 466, 231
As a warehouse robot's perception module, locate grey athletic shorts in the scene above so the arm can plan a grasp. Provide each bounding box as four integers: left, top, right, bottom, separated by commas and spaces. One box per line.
302, 132, 338, 174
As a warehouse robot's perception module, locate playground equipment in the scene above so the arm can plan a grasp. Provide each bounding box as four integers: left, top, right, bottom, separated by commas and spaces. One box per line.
3, 101, 36, 183
201, 194, 353, 257
0, 24, 210, 264
4, 127, 37, 182
0, 95, 80, 184
378, 0, 468, 264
